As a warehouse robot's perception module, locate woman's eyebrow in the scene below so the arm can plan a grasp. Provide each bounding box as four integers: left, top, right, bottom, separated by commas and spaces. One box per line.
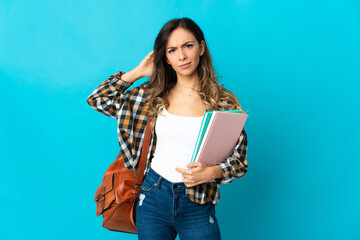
166, 41, 195, 49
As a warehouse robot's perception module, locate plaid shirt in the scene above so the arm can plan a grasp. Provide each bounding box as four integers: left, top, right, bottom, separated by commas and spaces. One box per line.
87, 71, 248, 205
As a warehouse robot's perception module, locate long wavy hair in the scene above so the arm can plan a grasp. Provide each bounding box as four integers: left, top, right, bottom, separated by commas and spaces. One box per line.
143, 17, 245, 124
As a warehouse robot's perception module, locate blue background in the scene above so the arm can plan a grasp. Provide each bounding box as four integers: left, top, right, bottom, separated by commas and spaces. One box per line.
1, 0, 359, 239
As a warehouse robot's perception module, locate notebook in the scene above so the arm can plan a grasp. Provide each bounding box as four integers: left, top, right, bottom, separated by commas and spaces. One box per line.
190, 110, 248, 167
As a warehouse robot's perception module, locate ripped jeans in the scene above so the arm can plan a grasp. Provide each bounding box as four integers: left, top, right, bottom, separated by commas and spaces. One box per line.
136, 167, 221, 240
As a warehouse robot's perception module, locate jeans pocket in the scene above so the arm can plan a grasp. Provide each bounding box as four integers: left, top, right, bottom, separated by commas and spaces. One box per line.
140, 175, 157, 192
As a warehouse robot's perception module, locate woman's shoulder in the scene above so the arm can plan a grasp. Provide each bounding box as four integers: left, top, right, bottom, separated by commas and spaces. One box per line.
219, 85, 238, 99
217, 85, 241, 110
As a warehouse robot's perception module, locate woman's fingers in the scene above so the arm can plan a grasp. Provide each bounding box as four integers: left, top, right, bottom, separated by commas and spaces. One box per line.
146, 50, 154, 60
137, 50, 155, 77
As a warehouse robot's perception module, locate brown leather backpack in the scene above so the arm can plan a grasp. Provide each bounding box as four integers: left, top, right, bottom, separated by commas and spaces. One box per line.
94, 119, 152, 233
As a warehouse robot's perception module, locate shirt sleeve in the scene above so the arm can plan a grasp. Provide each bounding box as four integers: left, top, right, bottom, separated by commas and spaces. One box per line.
86, 71, 133, 119
214, 128, 248, 185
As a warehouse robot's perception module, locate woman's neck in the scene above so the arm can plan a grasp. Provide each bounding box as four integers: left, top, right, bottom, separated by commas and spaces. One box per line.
175, 73, 200, 91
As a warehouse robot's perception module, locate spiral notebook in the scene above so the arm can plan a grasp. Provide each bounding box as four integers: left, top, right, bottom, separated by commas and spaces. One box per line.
189, 110, 248, 167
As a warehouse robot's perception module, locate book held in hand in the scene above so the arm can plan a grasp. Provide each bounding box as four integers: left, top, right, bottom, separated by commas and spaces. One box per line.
189, 109, 248, 168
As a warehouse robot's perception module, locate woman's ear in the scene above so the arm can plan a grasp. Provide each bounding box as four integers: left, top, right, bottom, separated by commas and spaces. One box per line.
200, 40, 205, 56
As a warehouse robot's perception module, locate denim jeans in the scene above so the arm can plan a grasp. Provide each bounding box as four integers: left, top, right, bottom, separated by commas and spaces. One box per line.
136, 167, 221, 240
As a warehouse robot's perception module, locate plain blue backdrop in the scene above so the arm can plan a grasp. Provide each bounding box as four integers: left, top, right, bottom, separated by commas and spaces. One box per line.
1, 0, 359, 239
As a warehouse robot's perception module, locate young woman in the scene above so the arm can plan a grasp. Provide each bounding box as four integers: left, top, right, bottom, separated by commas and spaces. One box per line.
87, 17, 248, 240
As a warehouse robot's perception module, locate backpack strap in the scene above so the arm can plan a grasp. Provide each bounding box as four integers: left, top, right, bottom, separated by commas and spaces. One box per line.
135, 119, 152, 185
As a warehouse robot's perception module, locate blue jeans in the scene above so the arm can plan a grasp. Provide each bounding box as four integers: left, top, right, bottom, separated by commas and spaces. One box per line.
136, 167, 221, 240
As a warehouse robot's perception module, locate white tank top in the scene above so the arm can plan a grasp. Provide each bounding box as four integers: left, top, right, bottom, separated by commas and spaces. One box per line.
150, 107, 203, 182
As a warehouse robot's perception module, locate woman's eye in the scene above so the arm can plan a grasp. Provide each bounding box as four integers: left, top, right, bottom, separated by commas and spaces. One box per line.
186, 44, 193, 48
168, 49, 174, 53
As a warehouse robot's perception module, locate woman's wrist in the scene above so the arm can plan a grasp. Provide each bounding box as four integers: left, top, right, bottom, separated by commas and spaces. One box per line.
120, 67, 143, 83
208, 165, 223, 181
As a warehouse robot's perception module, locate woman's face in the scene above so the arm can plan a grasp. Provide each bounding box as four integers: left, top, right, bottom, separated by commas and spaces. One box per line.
165, 27, 205, 78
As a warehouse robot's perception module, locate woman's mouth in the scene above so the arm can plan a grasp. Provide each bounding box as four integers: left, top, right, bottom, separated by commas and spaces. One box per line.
179, 62, 191, 68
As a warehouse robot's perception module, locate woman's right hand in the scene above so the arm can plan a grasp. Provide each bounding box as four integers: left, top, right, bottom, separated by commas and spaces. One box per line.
136, 50, 155, 78
120, 50, 155, 83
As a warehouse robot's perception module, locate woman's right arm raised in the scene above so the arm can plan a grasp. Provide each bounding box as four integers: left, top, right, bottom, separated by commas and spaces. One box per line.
86, 50, 154, 119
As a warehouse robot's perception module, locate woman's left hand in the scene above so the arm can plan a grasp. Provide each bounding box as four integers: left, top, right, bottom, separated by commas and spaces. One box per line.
175, 162, 223, 188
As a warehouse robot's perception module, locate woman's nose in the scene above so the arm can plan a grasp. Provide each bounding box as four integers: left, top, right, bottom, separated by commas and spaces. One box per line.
178, 48, 186, 60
